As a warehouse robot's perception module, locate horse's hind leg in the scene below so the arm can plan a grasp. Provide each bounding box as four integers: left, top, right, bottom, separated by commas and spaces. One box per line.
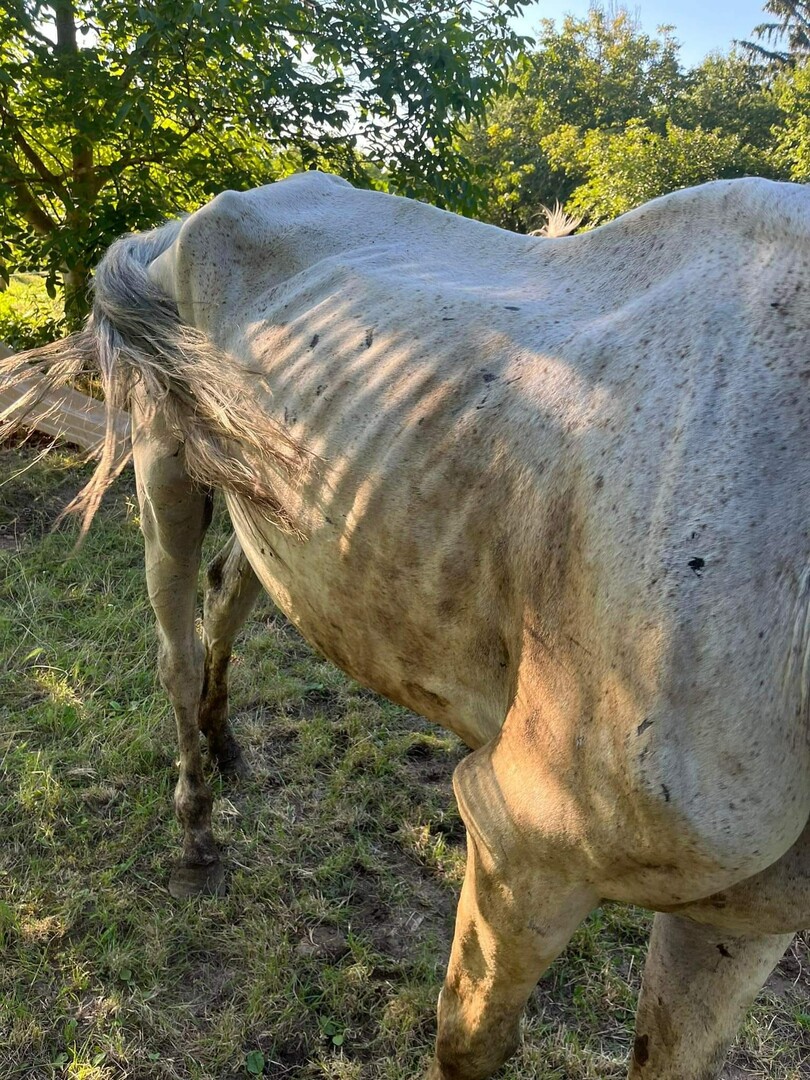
629, 913, 792, 1079
199, 532, 262, 775
132, 395, 222, 898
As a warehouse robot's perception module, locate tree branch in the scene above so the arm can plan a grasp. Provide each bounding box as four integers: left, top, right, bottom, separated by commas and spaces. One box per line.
4, 0, 55, 49
98, 114, 206, 180
0, 101, 71, 202
8, 175, 58, 234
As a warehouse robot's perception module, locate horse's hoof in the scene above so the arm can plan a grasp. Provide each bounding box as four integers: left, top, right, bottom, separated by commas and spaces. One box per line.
168, 860, 226, 899
216, 749, 251, 780
206, 731, 250, 779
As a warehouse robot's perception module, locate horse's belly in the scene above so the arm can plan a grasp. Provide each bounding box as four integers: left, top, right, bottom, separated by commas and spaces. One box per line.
226, 496, 510, 748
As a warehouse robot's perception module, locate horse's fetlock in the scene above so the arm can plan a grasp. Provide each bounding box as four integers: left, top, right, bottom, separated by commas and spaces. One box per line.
435, 987, 520, 1080
434, 1032, 518, 1080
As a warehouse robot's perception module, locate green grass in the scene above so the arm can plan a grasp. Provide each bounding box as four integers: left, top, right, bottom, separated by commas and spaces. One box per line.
1, 444, 809, 1079
0, 275, 64, 351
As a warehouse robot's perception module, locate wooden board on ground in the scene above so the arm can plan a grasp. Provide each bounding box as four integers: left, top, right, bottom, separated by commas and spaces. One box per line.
0, 342, 130, 455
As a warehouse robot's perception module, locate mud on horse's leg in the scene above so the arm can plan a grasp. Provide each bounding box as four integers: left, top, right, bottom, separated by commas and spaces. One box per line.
132, 393, 223, 898
199, 532, 261, 776
629, 913, 792, 1080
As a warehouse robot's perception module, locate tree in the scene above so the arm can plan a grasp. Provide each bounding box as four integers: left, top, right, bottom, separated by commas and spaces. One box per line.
669, 52, 782, 150
460, 8, 686, 231
770, 60, 810, 179
549, 49, 784, 224
463, 7, 789, 232
740, 0, 810, 67
544, 119, 770, 222
0, 0, 526, 326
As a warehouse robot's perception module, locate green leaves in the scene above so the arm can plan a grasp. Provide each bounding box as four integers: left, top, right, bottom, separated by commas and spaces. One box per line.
546, 119, 768, 223
245, 1049, 265, 1074
462, 9, 804, 233
1, 0, 527, 329
319, 1015, 347, 1046
771, 59, 810, 180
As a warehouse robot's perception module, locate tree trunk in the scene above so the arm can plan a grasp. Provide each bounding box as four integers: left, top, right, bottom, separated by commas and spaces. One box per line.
63, 262, 91, 329
55, 0, 96, 329
65, 139, 94, 328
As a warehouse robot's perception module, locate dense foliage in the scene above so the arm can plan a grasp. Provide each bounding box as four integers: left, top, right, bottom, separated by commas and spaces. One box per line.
465, 8, 810, 232
0, 0, 525, 325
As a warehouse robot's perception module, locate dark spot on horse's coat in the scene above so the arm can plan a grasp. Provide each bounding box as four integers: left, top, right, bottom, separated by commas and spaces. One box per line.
637, 717, 653, 736
661, 784, 671, 802
567, 634, 592, 656
403, 681, 449, 711
315, 384, 326, 396
207, 556, 224, 593
504, 305, 520, 311
481, 370, 497, 383
309, 333, 319, 348
442, 316, 455, 321
633, 1034, 650, 1067
688, 557, 705, 575
459, 926, 487, 980
365, 328, 374, 348
594, 474, 604, 490
716, 943, 732, 958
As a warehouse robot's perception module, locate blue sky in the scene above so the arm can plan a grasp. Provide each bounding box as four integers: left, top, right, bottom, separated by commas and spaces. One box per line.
513, 2, 773, 67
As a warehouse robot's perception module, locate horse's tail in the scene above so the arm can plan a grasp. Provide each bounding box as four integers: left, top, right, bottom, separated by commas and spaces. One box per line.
1, 221, 307, 537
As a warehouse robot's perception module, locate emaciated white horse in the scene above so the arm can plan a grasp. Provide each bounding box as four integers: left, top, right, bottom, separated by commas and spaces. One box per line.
4, 172, 809, 1080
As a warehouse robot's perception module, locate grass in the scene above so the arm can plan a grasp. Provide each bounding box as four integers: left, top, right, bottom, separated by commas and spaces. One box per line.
0, 275, 64, 351
1, 442, 809, 1079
